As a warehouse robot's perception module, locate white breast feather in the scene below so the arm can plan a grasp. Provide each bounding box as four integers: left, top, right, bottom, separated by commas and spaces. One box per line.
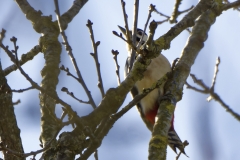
135, 54, 171, 114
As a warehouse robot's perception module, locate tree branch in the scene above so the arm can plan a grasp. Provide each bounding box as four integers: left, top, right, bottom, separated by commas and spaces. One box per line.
129, 0, 139, 71
120, 0, 131, 47
11, 86, 34, 93
186, 57, 240, 122
60, 0, 89, 30
0, 36, 24, 160
111, 50, 121, 85
222, 0, 240, 11
136, 4, 155, 49
154, 0, 213, 50
4, 45, 41, 76
86, 20, 105, 98
61, 87, 90, 104
169, 0, 194, 23
54, 0, 97, 109
14, 1, 63, 157
149, 1, 219, 159
78, 73, 168, 160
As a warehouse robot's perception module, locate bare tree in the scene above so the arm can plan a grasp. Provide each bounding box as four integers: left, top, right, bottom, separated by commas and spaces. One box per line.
0, 0, 240, 160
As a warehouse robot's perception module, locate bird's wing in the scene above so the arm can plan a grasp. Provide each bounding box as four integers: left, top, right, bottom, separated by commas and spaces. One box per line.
125, 57, 154, 131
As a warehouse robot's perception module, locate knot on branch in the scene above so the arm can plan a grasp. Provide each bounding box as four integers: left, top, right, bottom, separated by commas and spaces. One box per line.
58, 132, 86, 152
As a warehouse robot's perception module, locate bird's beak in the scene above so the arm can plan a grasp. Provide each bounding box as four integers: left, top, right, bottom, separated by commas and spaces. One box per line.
118, 25, 126, 36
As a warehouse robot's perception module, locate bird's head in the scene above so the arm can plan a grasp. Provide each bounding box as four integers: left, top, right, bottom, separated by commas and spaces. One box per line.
118, 26, 148, 52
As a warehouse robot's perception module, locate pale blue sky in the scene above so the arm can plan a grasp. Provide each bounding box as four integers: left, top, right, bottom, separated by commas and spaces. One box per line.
0, 0, 240, 160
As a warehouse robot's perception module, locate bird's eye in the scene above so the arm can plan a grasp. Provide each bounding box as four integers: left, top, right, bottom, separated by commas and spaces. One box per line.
138, 31, 143, 36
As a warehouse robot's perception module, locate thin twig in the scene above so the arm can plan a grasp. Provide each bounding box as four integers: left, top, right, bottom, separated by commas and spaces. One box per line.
189, 74, 209, 91
153, 8, 170, 19
187, 74, 240, 121
102, 73, 169, 130
61, 87, 90, 104
12, 99, 21, 105
10, 37, 63, 123
169, 0, 194, 23
4, 45, 41, 76
11, 86, 34, 93
1, 38, 86, 159
60, 65, 80, 82
78, 72, 169, 160
112, 30, 138, 52
156, 19, 169, 25
185, 81, 208, 93
154, 5, 193, 33
153, 7, 170, 26
210, 57, 220, 91
223, 0, 240, 11
129, 0, 139, 71
136, 4, 155, 49
111, 50, 121, 85
86, 20, 105, 98
186, 57, 240, 121
0, 28, 6, 43
144, 4, 155, 37
208, 56, 221, 100
60, 107, 76, 128
1, 37, 77, 122
0, 107, 72, 159
112, 30, 128, 43
111, 86, 156, 119
179, 5, 194, 14
0, 117, 70, 159
207, 92, 240, 121
0, 141, 51, 158
121, 0, 131, 44
54, 0, 97, 109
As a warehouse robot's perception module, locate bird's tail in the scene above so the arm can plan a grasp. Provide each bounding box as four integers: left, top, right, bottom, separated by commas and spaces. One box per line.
168, 129, 188, 156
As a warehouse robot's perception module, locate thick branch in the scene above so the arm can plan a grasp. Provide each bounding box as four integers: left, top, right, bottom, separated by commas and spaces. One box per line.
149, 94, 176, 160
15, 0, 42, 31
60, 0, 89, 30
12, 3, 62, 158
155, 0, 213, 50
78, 74, 168, 160
149, 1, 220, 159
79, 0, 215, 143
0, 31, 24, 160
0, 59, 24, 159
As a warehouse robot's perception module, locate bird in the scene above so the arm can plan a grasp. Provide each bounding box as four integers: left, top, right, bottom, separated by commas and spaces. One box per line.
118, 26, 186, 155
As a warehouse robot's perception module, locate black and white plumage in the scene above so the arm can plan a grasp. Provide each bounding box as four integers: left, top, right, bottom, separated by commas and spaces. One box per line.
118, 26, 186, 155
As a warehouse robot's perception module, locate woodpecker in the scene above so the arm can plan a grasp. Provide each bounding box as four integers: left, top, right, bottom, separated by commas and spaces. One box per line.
118, 26, 186, 155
